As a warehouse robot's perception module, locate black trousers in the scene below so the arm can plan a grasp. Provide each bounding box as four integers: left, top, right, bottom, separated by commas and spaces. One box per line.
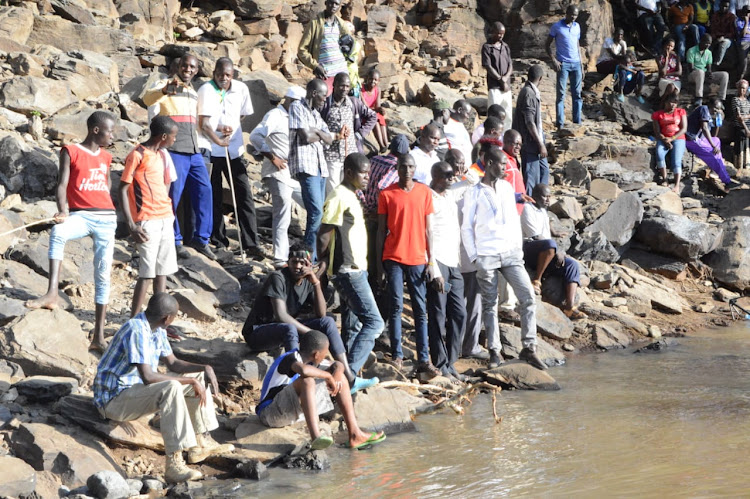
427, 261, 467, 375
210, 155, 258, 249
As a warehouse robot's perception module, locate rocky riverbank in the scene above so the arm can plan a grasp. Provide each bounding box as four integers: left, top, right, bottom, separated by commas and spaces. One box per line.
1, 0, 750, 497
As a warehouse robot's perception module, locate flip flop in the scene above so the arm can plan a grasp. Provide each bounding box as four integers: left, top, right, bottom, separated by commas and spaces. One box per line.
350, 432, 386, 450
351, 376, 380, 394
311, 435, 334, 451
531, 280, 542, 295
564, 308, 587, 320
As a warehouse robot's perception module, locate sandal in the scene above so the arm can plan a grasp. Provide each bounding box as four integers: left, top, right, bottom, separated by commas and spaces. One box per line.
531, 280, 542, 295
563, 307, 587, 320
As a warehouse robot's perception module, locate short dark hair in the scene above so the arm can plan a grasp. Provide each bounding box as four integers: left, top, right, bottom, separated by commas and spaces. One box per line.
487, 104, 505, 119
431, 161, 452, 179
422, 122, 440, 138
485, 146, 504, 164
503, 128, 521, 144
444, 148, 464, 165
288, 242, 309, 260
333, 72, 350, 85
87, 111, 114, 131
307, 78, 327, 95
145, 292, 178, 322
453, 99, 469, 112
215, 57, 233, 72
484, 116, 502, 133
528, 64, 544, 82
344, 152, 369, 172
367, 67, 381, 78
532, 183, 550, 197
299, 330, 329, 355
479, 138, 503, 156
150, 115, 177, 137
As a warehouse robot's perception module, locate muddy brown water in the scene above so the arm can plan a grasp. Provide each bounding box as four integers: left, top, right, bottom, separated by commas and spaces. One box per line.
192, 324, 750, 498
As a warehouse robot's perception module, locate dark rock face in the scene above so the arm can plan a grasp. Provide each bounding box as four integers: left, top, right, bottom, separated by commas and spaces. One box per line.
585, 192, 644, 247
635, 212, 723, 261
704, 217, 750, 291
570, 230, 620, 263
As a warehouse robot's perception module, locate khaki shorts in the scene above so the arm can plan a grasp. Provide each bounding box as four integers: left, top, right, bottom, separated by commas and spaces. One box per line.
137, 216, 178, 279
258, 379, 334, 428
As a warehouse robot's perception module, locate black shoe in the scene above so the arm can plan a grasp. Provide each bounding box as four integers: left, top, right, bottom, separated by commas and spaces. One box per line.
188, 241, 217, 261
488, 350, 502, 369
519, 347, 547, 371
464, 348, 490, 361
175, 244, 190, 259
416, 361, 441, 379
244, 246, 268, 260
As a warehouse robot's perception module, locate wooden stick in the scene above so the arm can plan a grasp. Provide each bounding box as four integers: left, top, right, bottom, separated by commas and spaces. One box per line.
224, 147, 246, 263
0, 217, 56, 238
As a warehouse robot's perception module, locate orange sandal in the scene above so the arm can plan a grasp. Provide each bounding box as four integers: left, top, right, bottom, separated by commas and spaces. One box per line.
563, 307, 587, 320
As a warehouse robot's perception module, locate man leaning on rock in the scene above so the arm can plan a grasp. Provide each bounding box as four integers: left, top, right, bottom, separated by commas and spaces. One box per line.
93, 292, 234, 484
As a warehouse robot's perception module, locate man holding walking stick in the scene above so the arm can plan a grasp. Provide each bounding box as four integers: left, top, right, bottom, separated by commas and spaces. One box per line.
197, 57, 265, 260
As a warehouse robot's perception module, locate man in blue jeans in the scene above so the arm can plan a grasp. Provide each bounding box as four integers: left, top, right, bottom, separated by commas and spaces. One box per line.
241, 243, 374, 393
288, 79, 336, 261
318, 153, 382, 390
376, 154, 441, 379
143, 53, 215, 261
546, 5, 583, 129
512, 65, 549, 196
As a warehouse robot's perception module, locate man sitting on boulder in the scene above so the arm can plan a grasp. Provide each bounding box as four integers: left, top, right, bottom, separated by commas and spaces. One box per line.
241, 243, 369, 393
93, 293, 234, 484
257, 330, 385, 450
520, 184, 586, 320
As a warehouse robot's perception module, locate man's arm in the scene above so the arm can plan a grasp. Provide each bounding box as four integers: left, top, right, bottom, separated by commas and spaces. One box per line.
142, 79, 171, 107
55, 148, 71, 221
375, 213, 387, 285
546, 32, 561, 71
356, 99, 378, 138
119, 181, 148, 244
290, 359, 340, 395
135, 361, 210, 406
270, 297, 313, 333
199, 115, 230, 148
460, 189, 478, 263
296, 127, 335, 145
316, 223, 336, 273
523, 102, 548, 157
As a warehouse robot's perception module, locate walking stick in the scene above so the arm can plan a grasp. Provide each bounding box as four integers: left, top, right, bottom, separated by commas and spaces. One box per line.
224, 147, 246, 263
0, 217, 56, 238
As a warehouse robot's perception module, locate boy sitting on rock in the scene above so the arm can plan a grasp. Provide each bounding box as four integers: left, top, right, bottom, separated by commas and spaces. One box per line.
257, 329, 385, 450
93, 292, 234, 484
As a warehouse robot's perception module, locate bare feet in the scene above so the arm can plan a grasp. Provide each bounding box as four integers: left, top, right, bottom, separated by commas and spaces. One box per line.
88, 339, 109, 354
25, 293, 59, 310
349, 430, 385, 449
672, 184, 681, 194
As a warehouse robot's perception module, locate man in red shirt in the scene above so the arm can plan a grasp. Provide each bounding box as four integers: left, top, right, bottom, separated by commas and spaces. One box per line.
502, 129, 527, 216
376, 154, 441, 378
26, 111, 117, 353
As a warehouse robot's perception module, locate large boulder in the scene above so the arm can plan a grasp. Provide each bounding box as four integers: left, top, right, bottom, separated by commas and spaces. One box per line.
0, 76, 77, 117
114, 0, 179, 46
0, 456, 37, 499
11, 423, 119, 488
172, 250, 242, 306
48, 50, 120, 99
498, 324, 566, 367
585, 192, 644, 247
13, 376, 79, 403
601, 93, 654, 133
536, 301, 574, 340
243, 69, 292, 103
705, 216, 750, 291
239, 79, 274, 135
482, 362, 561, 390
570, 230, 620, 263
0, 309, 90, 379
635, 212, 723, 261
170, 337, 270, 381
0, 6, 34, 45
367, 5, 398, 39
8, 233, 95, 287
26, 15, 135, 54
224, 0, 284, 18
0, 135, 59, 199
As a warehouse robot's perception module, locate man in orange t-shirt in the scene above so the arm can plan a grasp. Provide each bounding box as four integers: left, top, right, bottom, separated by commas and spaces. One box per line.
120, 116, 180, 317
376, 154, 441, 378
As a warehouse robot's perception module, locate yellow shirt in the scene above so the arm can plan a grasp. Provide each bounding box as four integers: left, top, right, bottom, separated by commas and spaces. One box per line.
322, 185, 368, 273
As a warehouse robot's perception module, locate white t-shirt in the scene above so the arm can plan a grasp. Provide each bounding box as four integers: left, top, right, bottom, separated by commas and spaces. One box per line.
598, 37, 627, 64
197, 80, 253, 159
443, 118, 473, 169
409, 146, 439, 185
521, 203, 551, 240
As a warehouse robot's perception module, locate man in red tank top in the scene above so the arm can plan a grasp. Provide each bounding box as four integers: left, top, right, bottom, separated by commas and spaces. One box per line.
25, 111, 117, 353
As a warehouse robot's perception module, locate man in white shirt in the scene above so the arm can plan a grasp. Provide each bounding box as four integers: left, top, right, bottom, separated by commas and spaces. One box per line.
461, 147, 545, 370
427, 162, 467, 382
410, 123, 441, 184
443, 100, 474, 170
250, 86, 305, 268
197, 58, 264, 259
521, 184, 586, 320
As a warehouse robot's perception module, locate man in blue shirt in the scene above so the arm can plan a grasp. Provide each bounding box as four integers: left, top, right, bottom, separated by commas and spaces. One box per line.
546, 5, 583, 129
93, 293, 233, 484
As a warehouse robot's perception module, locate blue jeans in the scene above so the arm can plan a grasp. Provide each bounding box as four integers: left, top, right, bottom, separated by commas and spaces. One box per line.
333, 270, 384, 374
297, 172, 326, 261
521, 150, 550, 196
384, 260, 429, 363
555, 61, 583, 127
169, 151, 213, 245
655, 138, 687, 173
426, 262, 466, 376
242, 316, 345, 357
673, 24, 699, 61
48, 211, 116, 304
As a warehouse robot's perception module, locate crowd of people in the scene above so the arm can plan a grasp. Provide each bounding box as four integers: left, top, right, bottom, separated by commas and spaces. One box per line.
21, 0, 748, 484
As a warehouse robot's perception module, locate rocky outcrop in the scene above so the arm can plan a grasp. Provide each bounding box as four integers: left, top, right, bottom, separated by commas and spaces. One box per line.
636, 212, 723, 261
704, 217, 750, 291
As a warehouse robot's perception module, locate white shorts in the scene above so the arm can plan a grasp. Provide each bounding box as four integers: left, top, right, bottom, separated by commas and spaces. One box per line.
137, 216, 178, 279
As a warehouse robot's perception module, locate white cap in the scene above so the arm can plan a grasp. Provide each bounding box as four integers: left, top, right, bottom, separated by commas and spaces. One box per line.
285, 85, 306, 100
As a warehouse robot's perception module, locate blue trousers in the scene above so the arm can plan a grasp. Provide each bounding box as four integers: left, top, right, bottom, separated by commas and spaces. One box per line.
298, 172, 326, 261
673, 24, 699, 61
427, 262, 466, 376
523, 239, 581, 285
333, 270, 384, 374
556, 61, 583, 127
384, 260, 429, 363
522, 150, 549, 196
169, 151, 213, 245
243, 316, 346, 357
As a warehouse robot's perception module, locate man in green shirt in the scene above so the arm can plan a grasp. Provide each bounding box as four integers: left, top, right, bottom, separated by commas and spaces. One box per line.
687, 34, 729, 107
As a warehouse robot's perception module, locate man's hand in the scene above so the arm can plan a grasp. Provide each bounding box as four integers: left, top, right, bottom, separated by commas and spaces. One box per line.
520, 193, 535, 204
190, 377, 207, 407
217, 137, 230, 147
204, 365, 219, 397
555, 252, 566, 267
432, 276, 445, 293
376, 264, 387, 289
53, 212, 68, 223
325, 374, 342, 397
339, 124, 351, 139
552, 60, 562, 72
539, 143, 548, 158
163, 77, 181, 95
271, 155, 288, 170
300, 257, 319, 283
314, 65, 327, 79
129, 223, 149, 244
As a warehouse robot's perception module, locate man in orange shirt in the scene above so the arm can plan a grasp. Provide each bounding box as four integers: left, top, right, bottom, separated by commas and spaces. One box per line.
376, 154, 441, 378
501, 129, 527, 216
120, 116, 180, 317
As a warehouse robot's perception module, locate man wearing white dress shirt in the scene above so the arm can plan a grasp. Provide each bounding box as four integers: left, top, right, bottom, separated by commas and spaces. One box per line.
410, 123, 441, 184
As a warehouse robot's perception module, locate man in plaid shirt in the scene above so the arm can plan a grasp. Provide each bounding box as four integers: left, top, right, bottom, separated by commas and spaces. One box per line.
288, 79, 336, 261
93, 293, 233, 484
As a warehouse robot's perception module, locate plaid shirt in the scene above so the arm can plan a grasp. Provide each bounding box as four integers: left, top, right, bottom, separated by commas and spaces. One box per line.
93, 313, 173, 409
364, 153, 398, 216
288, 98, 330, 178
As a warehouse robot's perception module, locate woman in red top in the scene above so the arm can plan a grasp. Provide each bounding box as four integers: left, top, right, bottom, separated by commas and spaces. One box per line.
652, 92, 688, 194
360, 67, 389, 153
